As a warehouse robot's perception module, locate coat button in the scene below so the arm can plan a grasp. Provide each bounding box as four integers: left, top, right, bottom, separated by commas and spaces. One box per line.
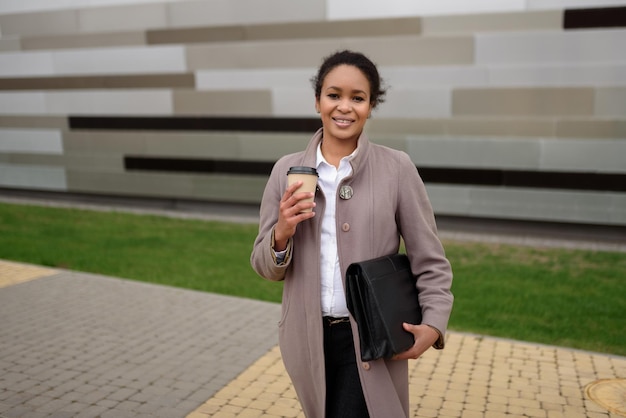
341, 223, 350, 232
362, 362, 370, 370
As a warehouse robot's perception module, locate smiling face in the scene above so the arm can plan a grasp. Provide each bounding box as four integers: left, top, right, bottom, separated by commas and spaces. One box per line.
315, 64, 373, 146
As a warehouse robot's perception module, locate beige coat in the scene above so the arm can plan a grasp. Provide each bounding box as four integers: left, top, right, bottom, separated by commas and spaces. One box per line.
251, 129, 453, 418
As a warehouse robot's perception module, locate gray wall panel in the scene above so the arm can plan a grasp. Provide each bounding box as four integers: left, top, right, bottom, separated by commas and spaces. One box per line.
0, 163, 67, 190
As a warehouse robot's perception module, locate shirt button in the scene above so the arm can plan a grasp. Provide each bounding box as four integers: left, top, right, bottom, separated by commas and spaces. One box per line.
341, 223, 350, 232
362, 362, 370, 370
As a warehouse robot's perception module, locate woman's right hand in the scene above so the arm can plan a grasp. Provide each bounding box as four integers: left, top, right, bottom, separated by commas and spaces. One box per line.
273, 181, 316, 251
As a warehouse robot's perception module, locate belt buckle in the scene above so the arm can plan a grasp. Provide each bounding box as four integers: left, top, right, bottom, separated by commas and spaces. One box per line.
327, 317, 350, 326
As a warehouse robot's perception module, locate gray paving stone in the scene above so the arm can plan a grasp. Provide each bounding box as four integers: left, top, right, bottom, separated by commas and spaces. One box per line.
0, 270, 281, 417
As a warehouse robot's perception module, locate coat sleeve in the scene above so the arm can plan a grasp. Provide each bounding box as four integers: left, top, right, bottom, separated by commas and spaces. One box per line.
250, 159, 293, 281
395, 152, 454, 349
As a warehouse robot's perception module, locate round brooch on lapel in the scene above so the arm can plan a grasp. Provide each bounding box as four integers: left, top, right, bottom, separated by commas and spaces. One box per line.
339, 185, 353, 200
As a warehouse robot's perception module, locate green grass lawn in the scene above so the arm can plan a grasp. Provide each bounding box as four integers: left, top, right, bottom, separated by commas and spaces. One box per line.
1, 202, 624, 356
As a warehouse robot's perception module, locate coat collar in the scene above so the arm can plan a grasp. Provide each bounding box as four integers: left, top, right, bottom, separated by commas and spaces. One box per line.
300, 127, 372, 179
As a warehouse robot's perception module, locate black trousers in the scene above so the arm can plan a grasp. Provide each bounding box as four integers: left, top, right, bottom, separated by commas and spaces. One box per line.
323, 317, 370, 418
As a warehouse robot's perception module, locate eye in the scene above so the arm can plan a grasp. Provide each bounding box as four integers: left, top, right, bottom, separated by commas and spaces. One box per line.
327, 93, 339, 100
352, 96, 365, 103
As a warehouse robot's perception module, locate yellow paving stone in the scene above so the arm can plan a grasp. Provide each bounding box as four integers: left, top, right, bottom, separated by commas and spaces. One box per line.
419, 395, 444, 406
221, 404, 244, 414
438, 407, 462, 417
562, 405, 589, 417
442, 400, 464, 411
254, 391, 281, 403
485, 401, 508, 413
188, 331, 626, 417
526, 407, 548, 417
265, 405, 300, 417
445, 390, 466, 404
247, 399, 273, 411
0, 260, 56, 288
510, 397, 541, 409
229, 395, 254, 408
459, 410, 484, 418
566, 396, 586, 408
415, 407, 438, 417
236, 408, 264, 418
463, 402, 485, 413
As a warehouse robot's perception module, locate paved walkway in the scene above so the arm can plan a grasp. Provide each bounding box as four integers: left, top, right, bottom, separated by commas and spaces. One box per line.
1, 260, 625, 418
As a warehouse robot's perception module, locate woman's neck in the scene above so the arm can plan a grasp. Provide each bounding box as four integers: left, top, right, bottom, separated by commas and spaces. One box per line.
320, 136, 358, 168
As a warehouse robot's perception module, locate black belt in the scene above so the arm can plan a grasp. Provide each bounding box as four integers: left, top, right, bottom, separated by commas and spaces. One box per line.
323, 316, 350, 326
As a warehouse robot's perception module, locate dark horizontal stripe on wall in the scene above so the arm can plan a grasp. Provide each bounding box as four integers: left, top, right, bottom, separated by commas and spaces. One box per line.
564, 6, 626, 29
0, 74, 195, 91
69, 116, 321, 133
418, 168, 626, 192
124, 156, 626, 192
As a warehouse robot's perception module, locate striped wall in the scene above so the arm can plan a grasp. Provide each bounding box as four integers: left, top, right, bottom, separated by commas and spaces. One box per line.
0, 0, 625, 226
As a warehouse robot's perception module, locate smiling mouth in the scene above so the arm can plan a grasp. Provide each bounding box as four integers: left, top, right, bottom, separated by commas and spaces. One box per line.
333, 117, 353, 127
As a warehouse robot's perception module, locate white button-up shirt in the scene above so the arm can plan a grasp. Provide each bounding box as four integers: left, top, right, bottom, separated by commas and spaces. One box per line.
316, 143, 356, 317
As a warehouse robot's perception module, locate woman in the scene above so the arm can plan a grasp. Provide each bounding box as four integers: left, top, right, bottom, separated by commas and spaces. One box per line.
250, 50, 453, 418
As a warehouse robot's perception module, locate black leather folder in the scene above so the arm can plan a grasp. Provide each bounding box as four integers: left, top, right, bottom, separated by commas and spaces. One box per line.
346, 253, 422, 361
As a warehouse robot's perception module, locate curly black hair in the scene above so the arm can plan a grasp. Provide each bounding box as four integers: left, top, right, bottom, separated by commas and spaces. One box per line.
311, 50, 387, 109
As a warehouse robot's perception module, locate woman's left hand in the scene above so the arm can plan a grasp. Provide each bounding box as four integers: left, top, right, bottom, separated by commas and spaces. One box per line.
392, 323, 439, 360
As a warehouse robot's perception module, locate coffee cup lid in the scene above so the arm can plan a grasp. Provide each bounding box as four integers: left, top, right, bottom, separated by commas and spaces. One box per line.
287, 166, 318, 176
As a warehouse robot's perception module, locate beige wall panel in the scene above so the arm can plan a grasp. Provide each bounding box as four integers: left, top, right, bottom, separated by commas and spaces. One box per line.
63, 154, 123, 172
2, 153, 64, 165
595, 87, 626, 118
186, 40, 333, 70
0, 10, 79, 37
77, 3, 167, 33
0, 37, 21, 52
45, 90, 173, 116
22, 31, 145, 51
143, 132, 240, 159
192, 174, 268, 204
67, 171, 195, 198
147, 26, 245, 45
64, 131, 243, 159
237, 133, 311, 161
422, 10, 561, 35
366, 118, 446, 136
63, 131, 149, 154
187, 35, 473, 70
452, 88, 595, 117
0, 74, 195, 90
172, 90, 272, 116
446, 118, 555, 137
246, 17, 422, 40
0, 116, 67, 129
556, 119, 626, 139
66, 170, 267, 204
149, 17, 421, 46
3, 153, 122, 173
